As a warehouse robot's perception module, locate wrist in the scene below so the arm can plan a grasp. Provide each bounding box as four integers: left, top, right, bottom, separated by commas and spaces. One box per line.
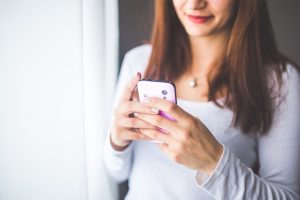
110, 133, 130, 152
204, 144, 224, 176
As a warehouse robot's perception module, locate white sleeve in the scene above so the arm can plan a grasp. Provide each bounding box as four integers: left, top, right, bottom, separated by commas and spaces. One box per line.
103, 53, 134, 183
196, 65, 300, 199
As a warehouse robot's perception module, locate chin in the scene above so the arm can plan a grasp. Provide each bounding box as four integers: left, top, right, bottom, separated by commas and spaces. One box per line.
185, 29, 212, 38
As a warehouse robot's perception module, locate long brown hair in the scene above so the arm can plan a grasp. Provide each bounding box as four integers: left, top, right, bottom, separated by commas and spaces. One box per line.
144, 0, 297, 135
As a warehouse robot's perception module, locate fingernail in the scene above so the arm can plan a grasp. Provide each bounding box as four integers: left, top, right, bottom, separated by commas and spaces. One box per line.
150, 108, 159, 113
136, 72, 141, 79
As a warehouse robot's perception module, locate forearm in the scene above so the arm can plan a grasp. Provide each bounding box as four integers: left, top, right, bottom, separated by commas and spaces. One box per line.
103, 134, 133, 183
197, 147, 299, 200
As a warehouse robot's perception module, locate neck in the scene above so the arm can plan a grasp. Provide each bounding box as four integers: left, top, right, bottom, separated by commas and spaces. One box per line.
188, 33, 228, 77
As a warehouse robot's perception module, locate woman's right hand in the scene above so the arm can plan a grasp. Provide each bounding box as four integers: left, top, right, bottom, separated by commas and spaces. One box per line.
110, 72, 159, 151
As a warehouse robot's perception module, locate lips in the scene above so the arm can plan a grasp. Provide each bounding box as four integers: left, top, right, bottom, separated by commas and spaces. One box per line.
187, 14, 213, 24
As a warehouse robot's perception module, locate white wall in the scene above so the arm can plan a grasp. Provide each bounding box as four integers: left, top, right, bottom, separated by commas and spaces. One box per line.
0, 0, 89, 199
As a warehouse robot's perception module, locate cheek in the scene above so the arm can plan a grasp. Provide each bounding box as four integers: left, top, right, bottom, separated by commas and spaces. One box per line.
172, 0, 183, 11
172, 1, 185, 22
210, 0, 235, 23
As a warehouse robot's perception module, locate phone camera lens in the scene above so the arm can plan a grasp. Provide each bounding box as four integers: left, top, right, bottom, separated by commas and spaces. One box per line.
162, 90, 167, 95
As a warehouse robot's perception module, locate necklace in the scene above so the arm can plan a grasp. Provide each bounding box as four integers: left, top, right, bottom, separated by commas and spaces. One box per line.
188, 75, 206, 88
188, 78, 198, 88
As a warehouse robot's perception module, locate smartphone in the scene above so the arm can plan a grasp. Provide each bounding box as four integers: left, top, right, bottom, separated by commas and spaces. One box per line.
137, 79, 177, 121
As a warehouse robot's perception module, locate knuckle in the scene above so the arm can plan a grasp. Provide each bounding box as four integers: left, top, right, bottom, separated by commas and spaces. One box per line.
128, 118, 135, 128
181, 130, 190, 141
171, 153, 181, 163
152, 131, 160, 140
175, 143, 185, 153
139, 133, 147, 140
183, 117, 196, 129
182, 117, 192, 127
147, 131, 156, 139
178, 126, 190, 141
143, 129, 153, 136
133, 132, 141, 140
165, 102, 176, 112
153, 115, 163, 126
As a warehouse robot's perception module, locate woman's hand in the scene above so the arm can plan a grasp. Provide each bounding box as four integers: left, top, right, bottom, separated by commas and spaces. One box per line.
110, 73, 159, 151
135, 97, 224, 176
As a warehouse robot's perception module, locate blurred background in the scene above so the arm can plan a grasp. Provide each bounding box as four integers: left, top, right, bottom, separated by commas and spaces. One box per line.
0, 0, 299, 200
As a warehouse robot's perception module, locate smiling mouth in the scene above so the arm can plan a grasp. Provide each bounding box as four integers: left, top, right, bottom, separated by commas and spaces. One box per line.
187, 15, 213, 24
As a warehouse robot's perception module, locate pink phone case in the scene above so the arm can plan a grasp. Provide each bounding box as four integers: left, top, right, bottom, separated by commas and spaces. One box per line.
137, 80, 177, 143
137, 79, 177, 121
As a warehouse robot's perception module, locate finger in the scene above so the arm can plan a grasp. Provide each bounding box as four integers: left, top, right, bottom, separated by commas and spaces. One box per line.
132, 88, 139, 102
118, 101, 159, 117
139, 129, 174, 144
159, 143, 171, 154
158, 143, 178, 162
145, 97, 189, 121
134, 112, 178, 134
120, 72, 141, 103
118, 118, 157, 129
122, 129, 153, 141
135, 132, 153, 141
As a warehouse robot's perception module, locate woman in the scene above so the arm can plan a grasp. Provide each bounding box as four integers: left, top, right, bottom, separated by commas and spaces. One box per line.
104, 0, 300, 199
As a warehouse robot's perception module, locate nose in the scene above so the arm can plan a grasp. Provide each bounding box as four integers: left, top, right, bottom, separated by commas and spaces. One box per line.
187, 0, 207, 10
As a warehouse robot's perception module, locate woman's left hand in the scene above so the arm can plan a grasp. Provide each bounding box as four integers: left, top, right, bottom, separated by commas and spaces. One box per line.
135, 97, 224, 176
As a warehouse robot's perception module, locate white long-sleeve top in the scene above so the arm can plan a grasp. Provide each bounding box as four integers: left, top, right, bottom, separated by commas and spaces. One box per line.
103, 45, 300, 200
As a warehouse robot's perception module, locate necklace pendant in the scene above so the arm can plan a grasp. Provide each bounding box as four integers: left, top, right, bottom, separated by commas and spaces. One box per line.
189, 79, 197, 88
